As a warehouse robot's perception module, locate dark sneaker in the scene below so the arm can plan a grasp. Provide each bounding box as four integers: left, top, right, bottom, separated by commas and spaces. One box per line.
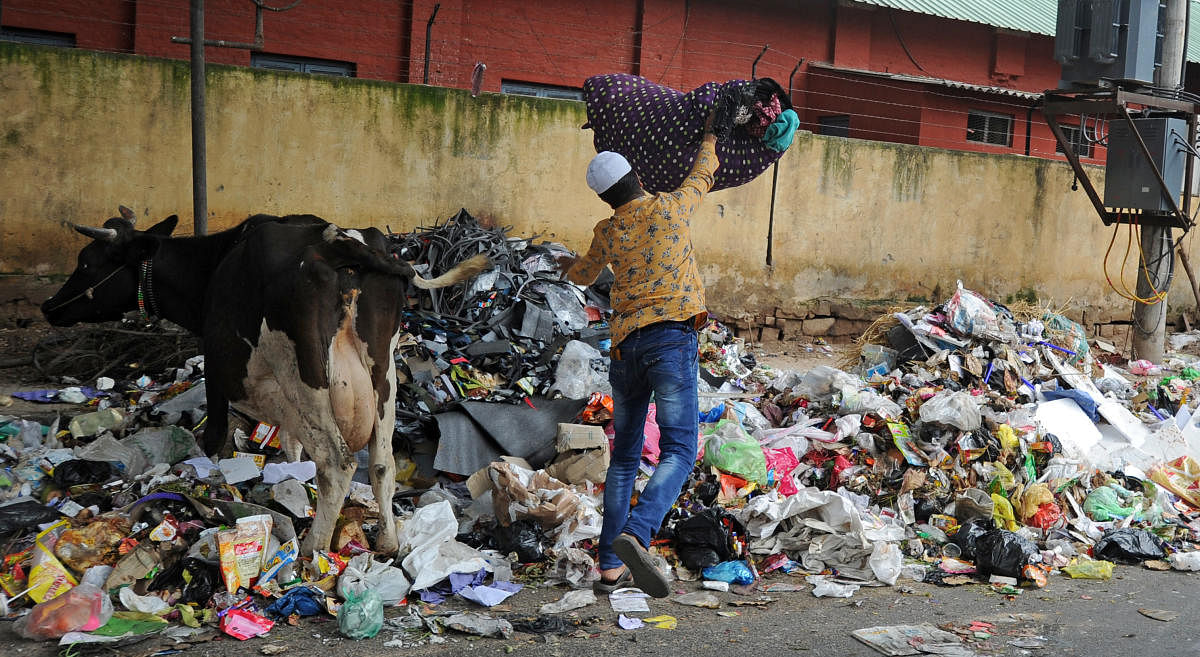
613, 533, 670, 598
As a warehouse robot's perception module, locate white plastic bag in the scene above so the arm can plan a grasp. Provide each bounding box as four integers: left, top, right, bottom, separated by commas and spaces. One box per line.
550, 340, 611, 399
918, 391, 981, 431
338, 553, 412, 604
1169, 551, 1200, 571
807, 575, 859, 598
868, 541, 902, 585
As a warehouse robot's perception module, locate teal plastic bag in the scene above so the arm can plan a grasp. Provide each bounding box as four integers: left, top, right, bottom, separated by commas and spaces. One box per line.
701, 419, 768, 485
338, 588, 383, 640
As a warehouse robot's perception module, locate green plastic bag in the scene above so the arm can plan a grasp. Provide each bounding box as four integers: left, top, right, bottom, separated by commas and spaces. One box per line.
338, 588, 383, 640
1083, 485, 1138, 522
701, 419, 768, 485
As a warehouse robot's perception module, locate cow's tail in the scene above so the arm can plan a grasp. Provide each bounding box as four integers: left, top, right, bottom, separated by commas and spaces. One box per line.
412, 253, 492, 289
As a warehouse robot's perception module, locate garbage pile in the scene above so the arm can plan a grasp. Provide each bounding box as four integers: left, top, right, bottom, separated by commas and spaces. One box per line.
6, 240, 1200, 647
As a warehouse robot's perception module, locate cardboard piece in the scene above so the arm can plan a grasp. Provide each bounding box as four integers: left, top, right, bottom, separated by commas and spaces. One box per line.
545, 445, 610, 485
467, 456, 531, 499
556, 423, 608, 452
489, 462, 579, 528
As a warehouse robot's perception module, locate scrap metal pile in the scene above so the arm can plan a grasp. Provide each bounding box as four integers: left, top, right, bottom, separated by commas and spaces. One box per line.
5, 216, 1200, 648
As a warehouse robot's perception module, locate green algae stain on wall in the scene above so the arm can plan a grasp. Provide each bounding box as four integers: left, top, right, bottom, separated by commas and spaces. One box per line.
892, 147, 929, 202
819, 138, 854, 198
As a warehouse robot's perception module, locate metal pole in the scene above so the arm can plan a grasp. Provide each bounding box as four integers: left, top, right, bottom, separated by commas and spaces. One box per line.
423, 3, 440, 85
766, 59, 802, 266
189, 0, 208, 236
1133, 0, 1187, 361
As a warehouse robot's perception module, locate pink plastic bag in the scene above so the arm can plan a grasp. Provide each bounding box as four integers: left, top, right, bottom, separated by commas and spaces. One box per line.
763, 447, 800, 496
14, 583, 113, 640
605, 404, 704, 465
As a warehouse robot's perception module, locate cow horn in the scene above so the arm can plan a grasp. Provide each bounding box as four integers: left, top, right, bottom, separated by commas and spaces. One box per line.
72, 224, 119, 242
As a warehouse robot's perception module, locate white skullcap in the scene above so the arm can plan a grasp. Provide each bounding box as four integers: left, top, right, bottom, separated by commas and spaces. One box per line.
586, 151, 633, 194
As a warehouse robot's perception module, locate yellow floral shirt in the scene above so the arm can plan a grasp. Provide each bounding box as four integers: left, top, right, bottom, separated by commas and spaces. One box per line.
568, 137, 719, 347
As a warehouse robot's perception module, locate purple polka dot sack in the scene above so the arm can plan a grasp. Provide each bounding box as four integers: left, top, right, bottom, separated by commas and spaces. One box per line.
582, 74, 794, 193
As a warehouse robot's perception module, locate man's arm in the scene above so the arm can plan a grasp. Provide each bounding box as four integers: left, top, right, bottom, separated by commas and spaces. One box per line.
674, 112, 720, 203
560, 228, 606, 285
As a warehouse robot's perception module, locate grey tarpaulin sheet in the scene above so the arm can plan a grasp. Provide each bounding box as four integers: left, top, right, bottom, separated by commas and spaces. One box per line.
432, 397, 588, 475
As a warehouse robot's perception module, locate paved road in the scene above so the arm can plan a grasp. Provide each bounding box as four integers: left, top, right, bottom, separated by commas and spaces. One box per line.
1, 563, 1195, 657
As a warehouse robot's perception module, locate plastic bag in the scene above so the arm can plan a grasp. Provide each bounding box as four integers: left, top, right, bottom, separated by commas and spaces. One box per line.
0, 500, 63, 535
945, 283, 1003, 340
1016, 483, 1054, 521
1092, 528, 1167, 564
492, 519, 545, 563
1082, 486, 1139, 521
1168, 551, 1200, 571
868, 541, 902, 585
973, 530, 1039, 579
550, 340, 611, 400
51, 460, 113, 488
1062, 558, 1113, 579
701, 420, 768, 485
15, 567, 113, 640
794, 366, 862, 403
950, 519, 991, 560
990, 494, 1017, 532
701, 560, 755, 585
917, 391, 981, 431
674, 508, 741, 571
266, 585, 325, 617
338, 588, 384, 640
337, 553, 412, 605
763, 447, 800, 496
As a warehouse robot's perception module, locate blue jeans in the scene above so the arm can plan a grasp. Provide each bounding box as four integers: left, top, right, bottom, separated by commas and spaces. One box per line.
598, 321, 699, 571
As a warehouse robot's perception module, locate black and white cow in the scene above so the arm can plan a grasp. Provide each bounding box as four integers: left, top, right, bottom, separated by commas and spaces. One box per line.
42, 207, 490, 555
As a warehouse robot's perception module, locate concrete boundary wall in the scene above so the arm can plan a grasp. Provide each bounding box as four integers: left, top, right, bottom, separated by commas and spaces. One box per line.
2, 43, 1192, 337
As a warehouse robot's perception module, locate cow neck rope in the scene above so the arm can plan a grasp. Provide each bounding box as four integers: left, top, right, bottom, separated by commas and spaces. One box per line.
137, 259, 159, 320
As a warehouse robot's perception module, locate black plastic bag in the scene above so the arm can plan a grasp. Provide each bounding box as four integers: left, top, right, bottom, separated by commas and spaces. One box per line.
950, 519, 992, 560
673, 507, 744, 571
52, 460, 113, 488
180, 557, 220, 605
0, 500, 62, 535
493, 519, 545, 563
974, 530, 1039, 578
1093, 528, 1167, 564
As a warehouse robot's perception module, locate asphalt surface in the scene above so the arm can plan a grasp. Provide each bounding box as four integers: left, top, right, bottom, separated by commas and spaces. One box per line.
0, 562, 1195, 657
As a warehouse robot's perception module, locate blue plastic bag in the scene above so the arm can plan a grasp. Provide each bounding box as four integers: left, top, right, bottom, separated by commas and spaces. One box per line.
701, 560, 755, 585
266, 585, 325, 617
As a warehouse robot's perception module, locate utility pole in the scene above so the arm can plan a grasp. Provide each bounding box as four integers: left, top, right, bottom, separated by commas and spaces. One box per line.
189, 0, 208, 236
1132, 0, 1187, 362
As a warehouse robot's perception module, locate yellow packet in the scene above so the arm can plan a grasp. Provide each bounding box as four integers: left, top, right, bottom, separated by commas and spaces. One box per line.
28, 520, 78, 603
644, 615, 677, 629
217, 514, 273, 593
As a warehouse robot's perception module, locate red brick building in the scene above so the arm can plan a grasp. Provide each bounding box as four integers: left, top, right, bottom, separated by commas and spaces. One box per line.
6, 0, 1182, 163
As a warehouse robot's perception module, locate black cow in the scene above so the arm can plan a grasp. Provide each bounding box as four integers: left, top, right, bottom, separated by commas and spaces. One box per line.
42, 207, 490, 555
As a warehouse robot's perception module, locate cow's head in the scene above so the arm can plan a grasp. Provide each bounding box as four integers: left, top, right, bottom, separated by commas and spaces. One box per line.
42, 206, 179, 326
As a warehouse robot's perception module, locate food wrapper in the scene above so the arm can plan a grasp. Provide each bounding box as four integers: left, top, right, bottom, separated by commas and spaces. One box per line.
259, 538, 299, 586
221, 607, 275, 640
29, 521, 77, 603
217, 514, 273, 593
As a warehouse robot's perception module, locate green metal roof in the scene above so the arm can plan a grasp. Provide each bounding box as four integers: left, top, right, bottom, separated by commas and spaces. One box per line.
854, 0, 1200, 62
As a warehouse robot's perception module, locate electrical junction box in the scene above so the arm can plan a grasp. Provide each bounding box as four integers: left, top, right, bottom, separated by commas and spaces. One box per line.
1104, 116, 1188, 211
1055, 0, 1164, 87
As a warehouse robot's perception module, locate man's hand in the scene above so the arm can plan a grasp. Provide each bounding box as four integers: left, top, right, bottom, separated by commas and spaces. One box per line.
554, 253, 577, 273
704, 108, 716, 134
